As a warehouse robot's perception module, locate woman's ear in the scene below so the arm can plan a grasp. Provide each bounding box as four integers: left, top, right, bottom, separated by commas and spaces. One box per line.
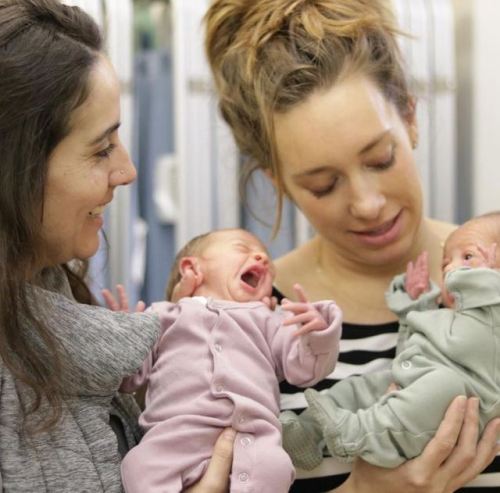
179, 257, 204, 289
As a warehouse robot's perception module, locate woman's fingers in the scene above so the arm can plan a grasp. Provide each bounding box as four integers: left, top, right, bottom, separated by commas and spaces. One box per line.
441, 397, 479, 474
447, 413, 500, 490
412, 395, 467, 475
204, 428, 235, 478
184, 428, 235, 492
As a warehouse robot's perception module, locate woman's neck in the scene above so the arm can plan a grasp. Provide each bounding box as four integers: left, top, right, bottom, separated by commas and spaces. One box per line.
275, 217, 451, 324
315, 220, 435, 281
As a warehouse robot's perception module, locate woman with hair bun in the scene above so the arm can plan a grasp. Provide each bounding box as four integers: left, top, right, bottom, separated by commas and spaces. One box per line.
203, 0, 500, 491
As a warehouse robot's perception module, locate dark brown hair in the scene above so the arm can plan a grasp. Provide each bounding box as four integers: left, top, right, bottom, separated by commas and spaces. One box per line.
0, 0, 102, 430
204, 0, 411, 230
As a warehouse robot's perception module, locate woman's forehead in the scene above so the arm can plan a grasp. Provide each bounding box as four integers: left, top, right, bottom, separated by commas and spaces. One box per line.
67, 56, 120, 140
273, 76, 397, 173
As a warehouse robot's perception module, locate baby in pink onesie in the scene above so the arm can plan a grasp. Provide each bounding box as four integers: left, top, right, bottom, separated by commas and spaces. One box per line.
115, 228, 342, 493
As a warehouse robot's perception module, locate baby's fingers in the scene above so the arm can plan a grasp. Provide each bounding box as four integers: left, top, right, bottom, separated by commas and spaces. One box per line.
262, 296, 278, 310
102, 288, 117, 310
292, 283, 309, 303
116, 284, 130, 311
293, 318, 326, 337
102, 287, 127, 311
406, 260, 415, 278
135, 300, 146, 312
283, 311, 315, 326
478, 243, 497, 267
281, 302, 310, 317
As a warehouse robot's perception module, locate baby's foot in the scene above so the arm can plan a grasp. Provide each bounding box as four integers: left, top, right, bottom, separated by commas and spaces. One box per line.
280, 410, 323, 470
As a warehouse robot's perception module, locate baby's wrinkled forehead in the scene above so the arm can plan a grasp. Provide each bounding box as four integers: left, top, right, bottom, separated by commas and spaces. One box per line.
209, 228, 268, 251
444, 217, 499, 254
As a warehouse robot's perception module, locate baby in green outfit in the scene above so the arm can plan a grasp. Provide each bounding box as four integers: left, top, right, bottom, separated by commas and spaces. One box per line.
282, 211, 500, 468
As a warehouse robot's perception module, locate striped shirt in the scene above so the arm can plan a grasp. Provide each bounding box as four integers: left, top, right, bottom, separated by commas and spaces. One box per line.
279, 318, 500, 492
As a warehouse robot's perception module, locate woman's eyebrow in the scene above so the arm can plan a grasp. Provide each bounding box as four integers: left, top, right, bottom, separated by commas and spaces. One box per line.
88, 121, 121, 146
359, 129, 391, 155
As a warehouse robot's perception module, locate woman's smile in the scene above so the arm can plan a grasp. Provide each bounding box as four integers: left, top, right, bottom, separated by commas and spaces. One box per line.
349, 210, 403, 248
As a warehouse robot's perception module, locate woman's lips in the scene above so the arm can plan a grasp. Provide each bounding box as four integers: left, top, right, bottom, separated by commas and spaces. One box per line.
350, 211, 403, 247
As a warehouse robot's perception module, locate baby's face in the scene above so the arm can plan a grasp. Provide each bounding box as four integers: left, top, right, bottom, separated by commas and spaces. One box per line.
442, 220, 498, 274
197, 229, 275, 302
441, 219, 498, 307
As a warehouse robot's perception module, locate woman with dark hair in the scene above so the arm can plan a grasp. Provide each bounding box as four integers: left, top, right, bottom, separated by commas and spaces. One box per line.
203, 0, 500, 491
0, 1, 232, 491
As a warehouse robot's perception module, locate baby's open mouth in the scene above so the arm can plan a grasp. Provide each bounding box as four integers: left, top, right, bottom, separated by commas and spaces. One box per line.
241, 268, 262, 288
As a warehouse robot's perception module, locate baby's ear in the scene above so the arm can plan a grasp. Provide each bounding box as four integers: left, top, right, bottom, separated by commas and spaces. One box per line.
179, 256, 204, 288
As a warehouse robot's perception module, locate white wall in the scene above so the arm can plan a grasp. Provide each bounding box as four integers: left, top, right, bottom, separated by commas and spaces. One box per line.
471, 0, 500, 215
454, 0, 500, 218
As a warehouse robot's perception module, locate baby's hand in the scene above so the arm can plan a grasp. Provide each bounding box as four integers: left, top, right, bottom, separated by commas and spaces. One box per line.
261, 295, 278, 311
170, 270, 198, 302
102, 284, 146, 313
476, 243, 497, 268
405, 251, 430, 300
281, 283, 327, 337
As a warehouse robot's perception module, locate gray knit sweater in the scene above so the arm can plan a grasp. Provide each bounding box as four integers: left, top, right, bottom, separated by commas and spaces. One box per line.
0, 269, 160, 492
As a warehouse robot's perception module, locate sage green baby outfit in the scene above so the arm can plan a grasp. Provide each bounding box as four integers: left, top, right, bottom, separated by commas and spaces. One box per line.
281, 267, 500, 468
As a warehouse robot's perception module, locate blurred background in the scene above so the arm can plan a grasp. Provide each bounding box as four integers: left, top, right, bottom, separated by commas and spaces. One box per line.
64, 0, 500, 305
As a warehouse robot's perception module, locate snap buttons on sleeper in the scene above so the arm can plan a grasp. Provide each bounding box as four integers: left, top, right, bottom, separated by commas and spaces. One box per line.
240, 437, 252, 447
238, 473, 249, 482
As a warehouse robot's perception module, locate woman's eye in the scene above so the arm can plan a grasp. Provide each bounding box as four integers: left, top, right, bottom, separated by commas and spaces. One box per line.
464, 253, 474, 260
310, 181, 337, 198
95, 143, 116, 159
373, 153, 396, 170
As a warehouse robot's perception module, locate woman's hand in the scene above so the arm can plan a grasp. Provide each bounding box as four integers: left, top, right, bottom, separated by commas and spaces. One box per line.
183, 428, 235, 493
336, 396, 500, 493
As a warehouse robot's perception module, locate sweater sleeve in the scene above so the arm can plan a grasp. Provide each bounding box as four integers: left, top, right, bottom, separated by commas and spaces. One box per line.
120, 301, 178, 392
32, 288, 162, 395
269, 301, 342, 387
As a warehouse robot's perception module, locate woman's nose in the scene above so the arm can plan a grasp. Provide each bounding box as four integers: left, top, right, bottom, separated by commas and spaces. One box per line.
110, 144, 137, 187
348, 180, 386, 220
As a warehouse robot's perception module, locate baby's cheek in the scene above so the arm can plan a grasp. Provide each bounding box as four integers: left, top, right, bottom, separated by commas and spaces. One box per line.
441, 287, 455, 308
